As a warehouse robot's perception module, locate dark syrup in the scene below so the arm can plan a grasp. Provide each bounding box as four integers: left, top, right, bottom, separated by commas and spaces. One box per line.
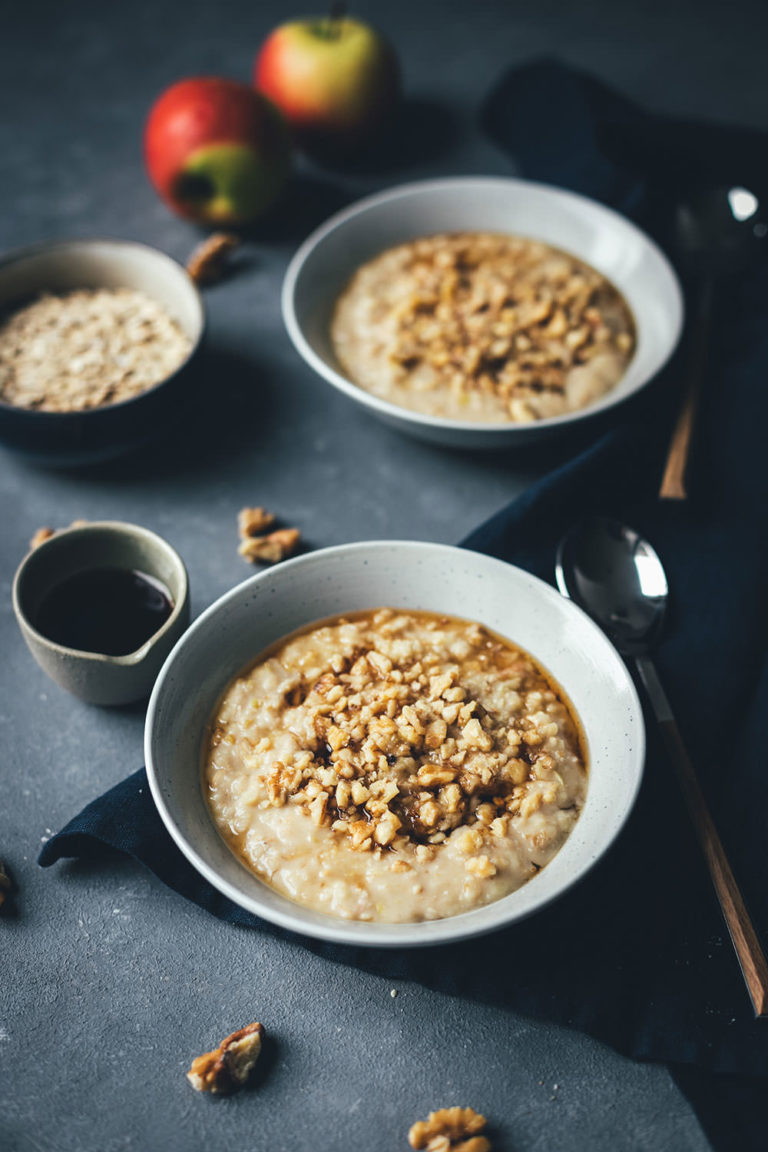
35, 568, 174, 656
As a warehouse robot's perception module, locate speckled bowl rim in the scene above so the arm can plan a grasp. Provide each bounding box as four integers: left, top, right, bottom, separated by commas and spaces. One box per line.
282, 175, 684, 436
0, 238, 205, 420
145, 540, 645, 948
12, 520, 190, 666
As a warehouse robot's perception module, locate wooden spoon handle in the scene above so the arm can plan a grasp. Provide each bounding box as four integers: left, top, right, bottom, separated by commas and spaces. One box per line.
659, 277, 715, 501
659, 379, 698, 500
635, 656, 768, 1016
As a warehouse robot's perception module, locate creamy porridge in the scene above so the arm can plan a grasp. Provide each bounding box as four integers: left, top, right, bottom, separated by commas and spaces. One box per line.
331, 232, 636, 423
205, 609, 587, 923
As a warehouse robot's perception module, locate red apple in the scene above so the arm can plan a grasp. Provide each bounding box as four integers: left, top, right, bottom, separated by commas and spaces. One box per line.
144, 78, 290, 225
254, 14, 400, 155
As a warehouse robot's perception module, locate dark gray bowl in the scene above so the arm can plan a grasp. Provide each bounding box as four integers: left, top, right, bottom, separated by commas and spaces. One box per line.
0, 239, 205, 465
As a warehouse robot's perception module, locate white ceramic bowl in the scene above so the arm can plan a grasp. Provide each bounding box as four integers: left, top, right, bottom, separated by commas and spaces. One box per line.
282, 177, 683, 448
145, 541, 644, 948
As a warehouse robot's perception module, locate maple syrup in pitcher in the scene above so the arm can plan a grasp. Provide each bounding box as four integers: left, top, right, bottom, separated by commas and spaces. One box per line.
35, 568, 174, 656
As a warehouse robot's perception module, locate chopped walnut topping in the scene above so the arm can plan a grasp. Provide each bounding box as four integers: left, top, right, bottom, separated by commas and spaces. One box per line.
332, 232, 635, 424
238, 506, 276, 538
465, 855, 497, 879
408, 1106, 490, 1151
186, 232, 239, 286
186, 1021, 264, 1095
241, 611, 550, 860
239, 528, 301, 564
206, 608, 587, 921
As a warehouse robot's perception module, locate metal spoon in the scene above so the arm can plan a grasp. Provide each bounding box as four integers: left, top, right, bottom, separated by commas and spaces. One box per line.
557, 515, 768, 1017
660, 185, 767, 499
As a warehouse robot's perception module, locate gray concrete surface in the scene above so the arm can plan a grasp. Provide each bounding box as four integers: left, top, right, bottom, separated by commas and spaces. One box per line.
3, 0, 766, 1147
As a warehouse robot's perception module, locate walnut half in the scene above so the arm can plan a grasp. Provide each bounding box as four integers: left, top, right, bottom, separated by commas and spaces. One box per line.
30, 527, 55, 550
186, 233, 239, 286
239, 528, 300, 564
186, 1021, 264, 1095
408, 1107, 491, 1152
238, 506, 276, 538
237, 506, 301, 565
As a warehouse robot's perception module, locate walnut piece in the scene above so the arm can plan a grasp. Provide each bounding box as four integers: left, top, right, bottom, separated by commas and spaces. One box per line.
186, 1021, 264, 1095
408, 1107, 490, 1151
186, 233, 239, 286
236, 506, 300, 565
238, 506, 276, 538
30, 527, 55, 549
29, 520, 91, 552
0, 859, 11, 910
239, 527, 300, 564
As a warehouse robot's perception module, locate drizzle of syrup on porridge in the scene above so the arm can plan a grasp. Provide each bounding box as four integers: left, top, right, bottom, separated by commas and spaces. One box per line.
204, 608, 588, 923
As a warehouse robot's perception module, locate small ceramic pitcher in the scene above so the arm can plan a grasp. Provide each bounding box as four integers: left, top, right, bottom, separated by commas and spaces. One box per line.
13, 521, 190, 706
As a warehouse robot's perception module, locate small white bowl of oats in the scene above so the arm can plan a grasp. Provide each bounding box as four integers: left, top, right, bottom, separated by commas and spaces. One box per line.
282, 177, 683, 447
145, 540, 644, 947
0, 239, 204, 464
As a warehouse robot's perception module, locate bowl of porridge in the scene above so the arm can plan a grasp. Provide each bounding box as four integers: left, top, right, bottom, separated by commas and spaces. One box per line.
0, 239, 204, 464
282, 177, 683, 447
145, 541, 644, 947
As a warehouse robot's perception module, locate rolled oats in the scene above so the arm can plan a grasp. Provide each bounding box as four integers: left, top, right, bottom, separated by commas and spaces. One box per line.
0, 289, 191, 412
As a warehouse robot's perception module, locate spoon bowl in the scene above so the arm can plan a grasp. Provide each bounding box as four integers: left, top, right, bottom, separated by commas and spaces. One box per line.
674, 185, 767, 277
556, 515, 768, 1016
660, 184, 766, 500
555, 517, 668, 654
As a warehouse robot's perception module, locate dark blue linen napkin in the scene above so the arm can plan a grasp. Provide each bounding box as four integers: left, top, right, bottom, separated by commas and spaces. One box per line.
40, 62, 768, 1083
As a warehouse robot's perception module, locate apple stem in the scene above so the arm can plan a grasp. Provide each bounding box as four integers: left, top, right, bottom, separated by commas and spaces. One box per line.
322, 1, 346, 39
